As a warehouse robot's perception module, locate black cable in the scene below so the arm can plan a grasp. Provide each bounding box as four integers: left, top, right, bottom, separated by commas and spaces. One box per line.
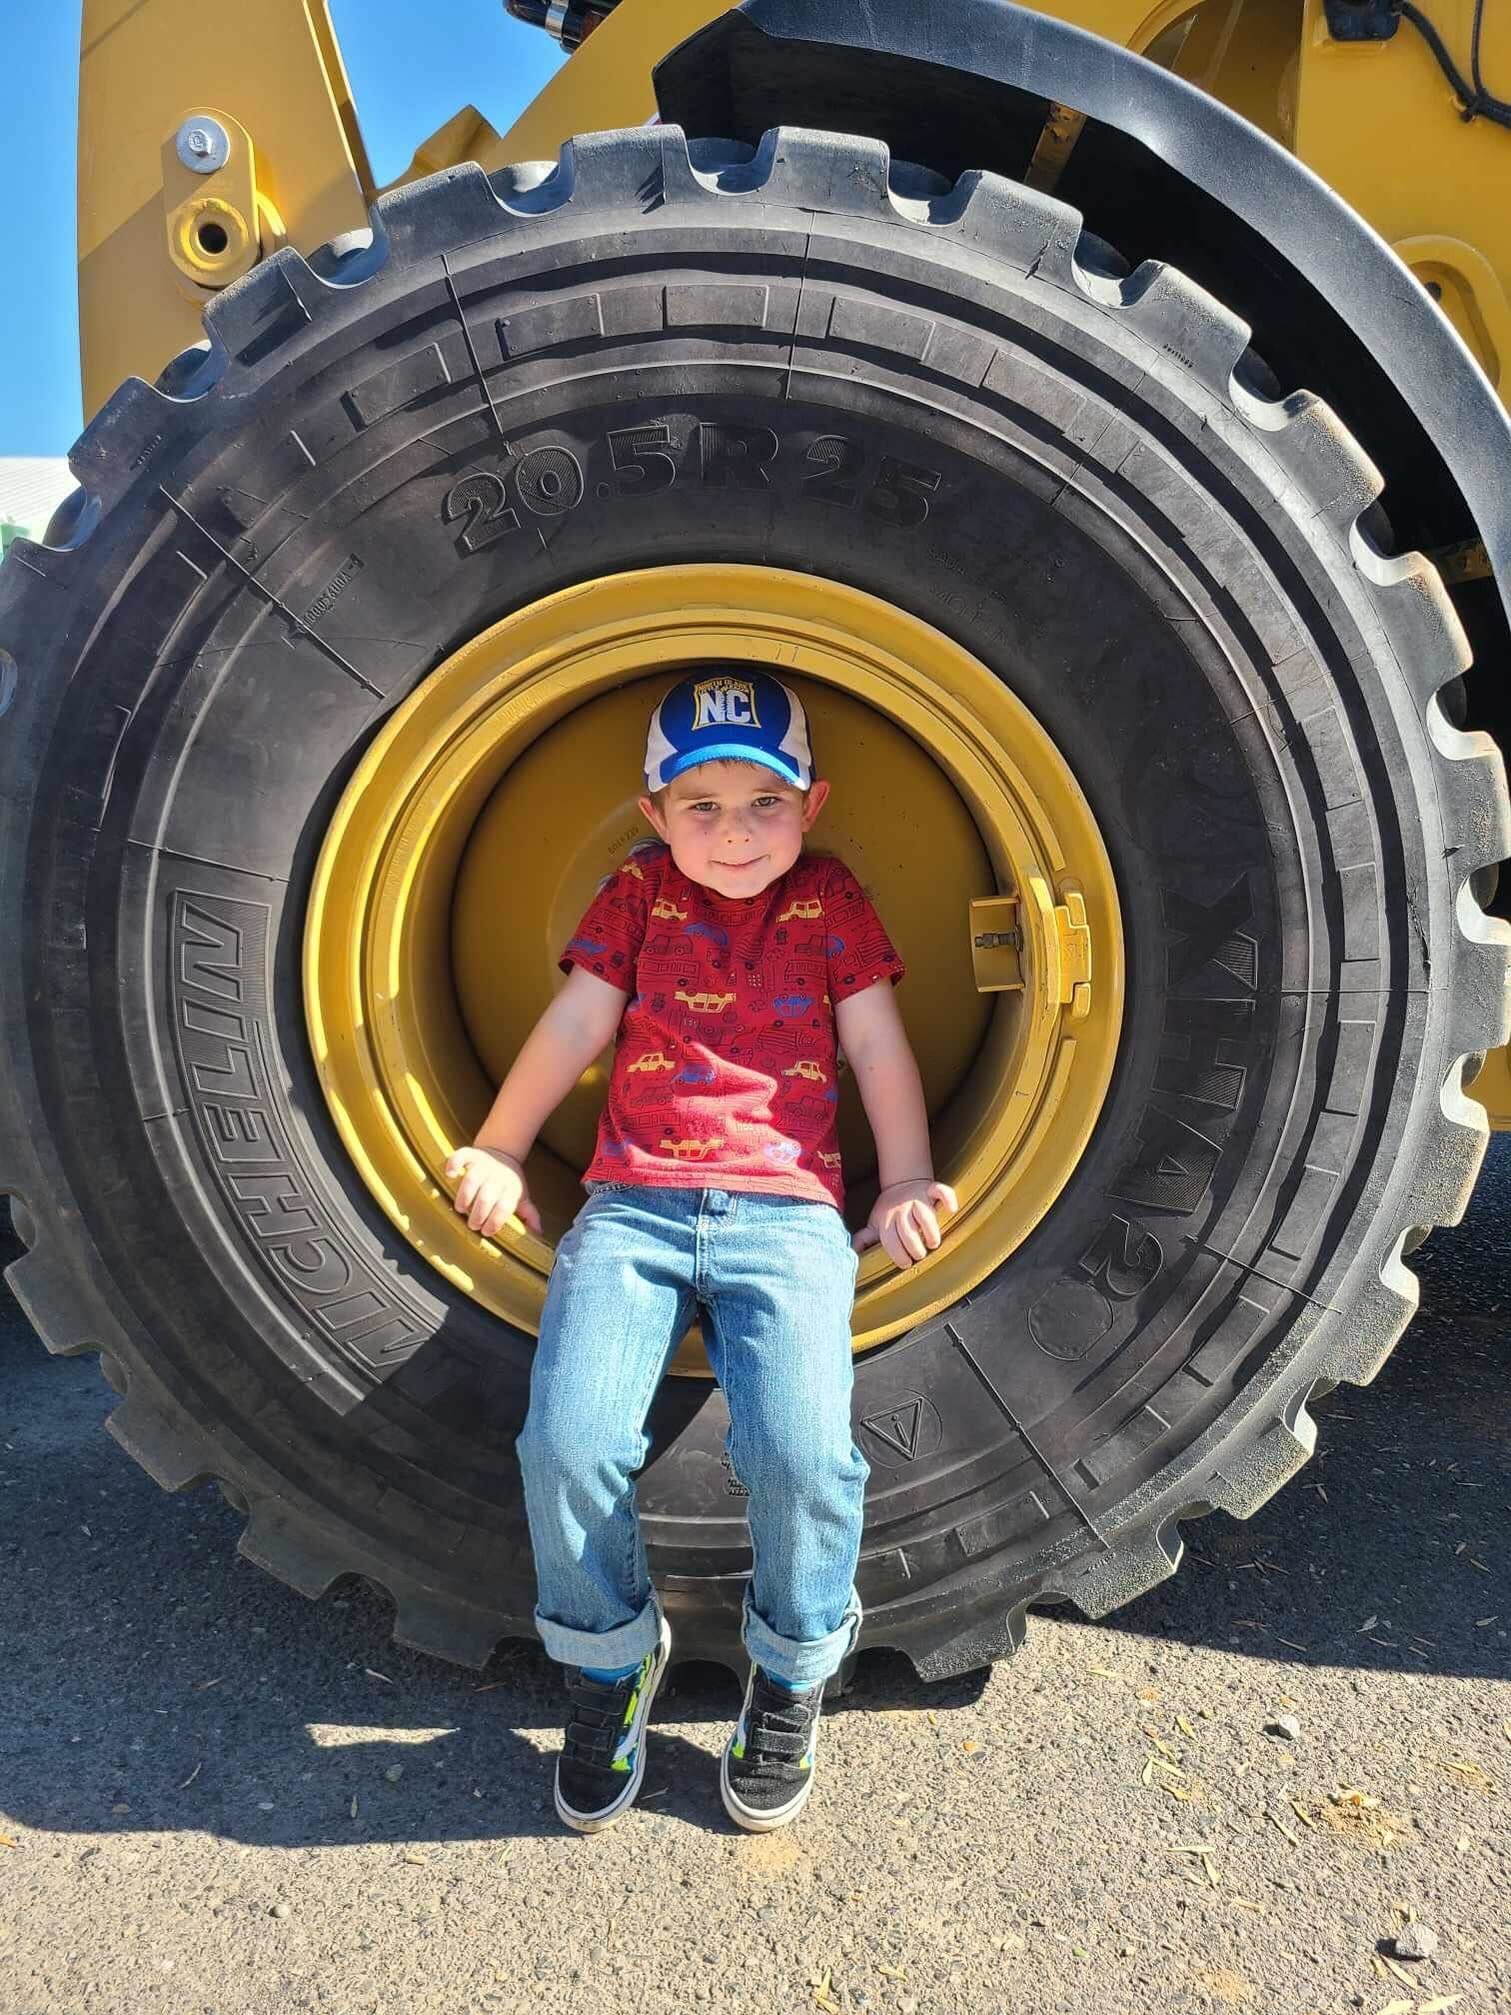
1395, 0, 1511, 127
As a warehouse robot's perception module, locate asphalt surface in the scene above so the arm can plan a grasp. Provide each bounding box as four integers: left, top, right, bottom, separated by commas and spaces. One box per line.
2, 1140, 1509, 2015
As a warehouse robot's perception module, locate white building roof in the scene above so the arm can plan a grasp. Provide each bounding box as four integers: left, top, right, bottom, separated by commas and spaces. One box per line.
0, 457, 78, 551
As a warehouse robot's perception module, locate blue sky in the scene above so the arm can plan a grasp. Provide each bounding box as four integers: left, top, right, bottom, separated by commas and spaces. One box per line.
0, 2, 563, 457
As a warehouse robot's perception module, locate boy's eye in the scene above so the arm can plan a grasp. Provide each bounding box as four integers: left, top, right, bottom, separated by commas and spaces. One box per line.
684, 796, 783, 813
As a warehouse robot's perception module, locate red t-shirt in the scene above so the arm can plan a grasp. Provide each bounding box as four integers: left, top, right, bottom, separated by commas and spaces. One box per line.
557, 841, 906, 1209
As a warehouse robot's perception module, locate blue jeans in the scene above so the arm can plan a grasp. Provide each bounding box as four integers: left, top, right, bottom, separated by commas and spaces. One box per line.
515, 1185, 868, 1687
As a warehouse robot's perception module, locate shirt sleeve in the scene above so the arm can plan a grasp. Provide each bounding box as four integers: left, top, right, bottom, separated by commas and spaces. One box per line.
557, 855, 652, 992
822, 859, 907, 1002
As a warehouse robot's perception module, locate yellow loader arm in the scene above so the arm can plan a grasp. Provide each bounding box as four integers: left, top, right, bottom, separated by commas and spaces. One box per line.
79, 0, 1511, 412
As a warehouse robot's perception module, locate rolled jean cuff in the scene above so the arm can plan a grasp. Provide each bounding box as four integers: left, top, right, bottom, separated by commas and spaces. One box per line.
742, 1584, 862, 1688
532, 1589, 662, 1671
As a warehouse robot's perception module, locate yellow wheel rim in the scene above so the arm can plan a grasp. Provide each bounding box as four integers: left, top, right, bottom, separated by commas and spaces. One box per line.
305, 565, 1124, 1373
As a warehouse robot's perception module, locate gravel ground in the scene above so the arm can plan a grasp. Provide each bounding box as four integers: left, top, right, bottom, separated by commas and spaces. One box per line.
2, 1139, 1509, 2015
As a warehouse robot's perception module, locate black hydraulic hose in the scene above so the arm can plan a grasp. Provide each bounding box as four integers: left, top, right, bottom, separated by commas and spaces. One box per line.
1395, 0, 1511, 128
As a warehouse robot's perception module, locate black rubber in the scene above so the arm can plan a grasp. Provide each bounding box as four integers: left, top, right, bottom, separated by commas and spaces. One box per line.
2, 124, 1507, 1681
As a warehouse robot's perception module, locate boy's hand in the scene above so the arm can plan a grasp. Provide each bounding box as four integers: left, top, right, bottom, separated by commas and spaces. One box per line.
444, 1146, 543, 1239
853, 1178, 959, 1268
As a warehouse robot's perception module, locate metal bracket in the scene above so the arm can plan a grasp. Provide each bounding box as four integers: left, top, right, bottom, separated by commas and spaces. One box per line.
1322, 0, 1399, 42
970, 882, 1092, 1018
161, 106, 284, 292
1051, 888, 1093, 1021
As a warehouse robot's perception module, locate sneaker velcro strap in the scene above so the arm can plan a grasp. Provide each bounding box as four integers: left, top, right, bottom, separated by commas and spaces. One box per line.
565, 1715, 617, 1751
566, 1671, 633, 1712
748, 1725, 809, 1760
564, 1674, 630, 1759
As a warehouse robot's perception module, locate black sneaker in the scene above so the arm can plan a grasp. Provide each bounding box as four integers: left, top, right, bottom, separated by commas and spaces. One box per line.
553, 1609, 671, 1833
720, 1663, 827, 1831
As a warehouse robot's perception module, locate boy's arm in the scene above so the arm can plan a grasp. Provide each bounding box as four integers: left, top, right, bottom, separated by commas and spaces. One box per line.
836, 980, 958, 1266
448, 967, 628, 1240
471, 965, 630, 1163
835, 980, 933, 1187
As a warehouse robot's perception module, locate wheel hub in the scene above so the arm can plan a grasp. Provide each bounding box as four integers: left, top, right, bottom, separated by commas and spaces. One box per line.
304, 565, 1124, 1371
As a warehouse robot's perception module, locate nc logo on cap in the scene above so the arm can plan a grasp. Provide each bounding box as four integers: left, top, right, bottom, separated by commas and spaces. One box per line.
644, 667, 815, 793
690, 676, 762, 732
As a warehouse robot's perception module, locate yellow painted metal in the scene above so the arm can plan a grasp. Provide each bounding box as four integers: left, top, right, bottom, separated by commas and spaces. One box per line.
1024, 103, 1091, 193
78, 0, 371, 420
305, 567, 1125, 1375
1394, 236, 1511, 392
1465, 1044, 1511, 1120
391, 105, 509, 188
1293, 0, 1511, 393
484, 0, 726, 164
1053, 889, 1094, 1018
160, 110, 272, 289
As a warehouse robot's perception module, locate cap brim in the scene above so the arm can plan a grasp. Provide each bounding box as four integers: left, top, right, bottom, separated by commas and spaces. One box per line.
650, 746, 808, 789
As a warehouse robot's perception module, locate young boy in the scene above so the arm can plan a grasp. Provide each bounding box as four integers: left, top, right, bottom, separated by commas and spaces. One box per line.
446, 669, 956, 1834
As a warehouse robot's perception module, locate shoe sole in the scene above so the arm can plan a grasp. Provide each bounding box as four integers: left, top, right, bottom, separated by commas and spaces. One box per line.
719, 1745, 816, 1832
554, 1610, 672, 1834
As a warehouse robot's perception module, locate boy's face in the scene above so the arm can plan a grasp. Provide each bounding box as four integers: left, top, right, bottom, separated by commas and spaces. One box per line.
637, 760, 831, 901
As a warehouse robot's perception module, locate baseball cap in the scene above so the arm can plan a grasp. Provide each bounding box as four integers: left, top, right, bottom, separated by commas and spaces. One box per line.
643, 669, 814, 793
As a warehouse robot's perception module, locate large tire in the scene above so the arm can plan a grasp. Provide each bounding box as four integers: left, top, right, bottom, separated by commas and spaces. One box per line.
2, 126, 1507, 1681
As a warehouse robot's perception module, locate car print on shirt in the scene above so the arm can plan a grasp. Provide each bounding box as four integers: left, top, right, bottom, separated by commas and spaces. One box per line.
781, 1059, 828, 1084
759, 1025, 825, 1062
651, 897, 689, 922
619, 859, 646, 880
641, 934, 700, 981
566, 935, 607, 957
784, 931, 828, 960
783, 1094, 831, 1127
777, 898, 824, 922
674, 989, 737, 1015
660, 1135, 726, 1160
818, 1150, 843, 1171
626, 1051, 677, 1074
771, 993, 814, 1018
685, 921, 729, 948
674, 1061, 717, 1085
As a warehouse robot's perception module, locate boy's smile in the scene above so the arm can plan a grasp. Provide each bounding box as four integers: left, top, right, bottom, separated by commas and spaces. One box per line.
638, 760, 831, 901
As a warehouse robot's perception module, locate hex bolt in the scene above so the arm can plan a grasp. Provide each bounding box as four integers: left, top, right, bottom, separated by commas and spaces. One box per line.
175, 117, 231, 174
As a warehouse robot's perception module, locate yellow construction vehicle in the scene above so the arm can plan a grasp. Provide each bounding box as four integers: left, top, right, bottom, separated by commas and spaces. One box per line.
3, 0, 1510, 1681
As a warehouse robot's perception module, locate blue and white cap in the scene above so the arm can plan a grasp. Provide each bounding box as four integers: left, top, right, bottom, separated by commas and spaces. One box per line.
643, 669, 814, 793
